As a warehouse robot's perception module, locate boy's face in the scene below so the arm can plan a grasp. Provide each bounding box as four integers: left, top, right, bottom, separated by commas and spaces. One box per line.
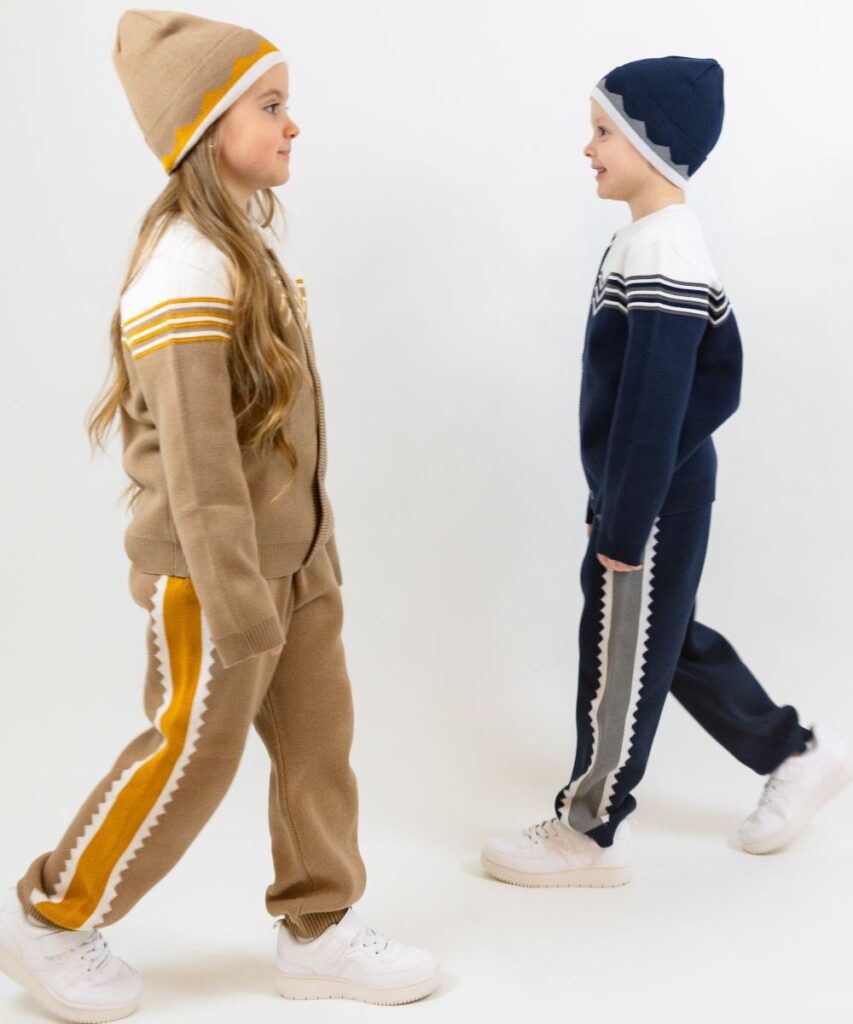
583, 99, 658, 200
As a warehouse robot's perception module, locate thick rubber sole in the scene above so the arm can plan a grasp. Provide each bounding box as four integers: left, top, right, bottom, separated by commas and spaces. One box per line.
0, 942, 139, 1023
740, 756, 853, 855
275, 968, 440, 1005
480, 853, 632, 888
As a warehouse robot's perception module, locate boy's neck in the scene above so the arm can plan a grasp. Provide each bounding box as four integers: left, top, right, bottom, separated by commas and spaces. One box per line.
627, 182, 686, 223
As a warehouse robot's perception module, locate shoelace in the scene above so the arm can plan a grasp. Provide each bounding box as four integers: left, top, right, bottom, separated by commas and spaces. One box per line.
756, 753, 809, 809
352, 926, 390, 956
271, 915, 390, 958
76, 931, 111, 972
46, 928, 112, 972
757, 774, 786, 808
522, 818, 562, 843
522, 815, 637, 844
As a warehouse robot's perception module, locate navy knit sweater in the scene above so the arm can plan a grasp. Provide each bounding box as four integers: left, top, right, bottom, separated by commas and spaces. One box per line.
580, 202, 742, 565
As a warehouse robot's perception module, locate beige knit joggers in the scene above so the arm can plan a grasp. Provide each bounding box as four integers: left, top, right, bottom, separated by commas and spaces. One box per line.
17, 539, 366, 940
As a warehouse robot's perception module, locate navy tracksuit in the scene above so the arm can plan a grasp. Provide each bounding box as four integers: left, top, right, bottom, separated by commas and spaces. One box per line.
555, 205, 812, 846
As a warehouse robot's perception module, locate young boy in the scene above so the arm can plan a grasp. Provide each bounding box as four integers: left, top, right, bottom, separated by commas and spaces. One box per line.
481, 55, 852, 886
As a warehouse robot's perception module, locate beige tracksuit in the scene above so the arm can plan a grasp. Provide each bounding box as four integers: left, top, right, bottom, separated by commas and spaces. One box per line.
17, 215, 366, 939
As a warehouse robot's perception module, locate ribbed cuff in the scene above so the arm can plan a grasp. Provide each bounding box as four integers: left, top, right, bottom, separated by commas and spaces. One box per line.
596, 516, 648, 566
213, 615, 286, 669
597, 536, 645, 567
282, 908, 348, 940
15, 883, 73, 931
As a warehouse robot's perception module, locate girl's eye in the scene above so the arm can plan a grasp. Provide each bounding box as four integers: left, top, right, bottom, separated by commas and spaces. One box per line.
265, 102, 280, 115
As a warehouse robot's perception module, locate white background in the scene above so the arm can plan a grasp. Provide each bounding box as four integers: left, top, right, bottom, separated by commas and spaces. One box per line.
1, 1, 851, 1021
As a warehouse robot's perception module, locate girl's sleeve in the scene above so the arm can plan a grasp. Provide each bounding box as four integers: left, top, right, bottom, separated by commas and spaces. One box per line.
596, 240, 714, 566
121, 253, 285, 668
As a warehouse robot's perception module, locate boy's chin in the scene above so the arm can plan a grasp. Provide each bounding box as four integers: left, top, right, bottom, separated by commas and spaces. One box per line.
596, 180, 627, 201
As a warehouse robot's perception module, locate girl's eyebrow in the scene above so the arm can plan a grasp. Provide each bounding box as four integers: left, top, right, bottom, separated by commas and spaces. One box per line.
257, 88, 286, 100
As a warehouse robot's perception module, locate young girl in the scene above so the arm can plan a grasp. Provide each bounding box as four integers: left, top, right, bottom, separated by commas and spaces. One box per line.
481, 55, 852, 886
0, 10, 439, 1020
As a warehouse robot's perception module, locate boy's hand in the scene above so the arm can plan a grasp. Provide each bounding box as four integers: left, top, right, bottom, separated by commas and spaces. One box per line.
597, 553, 642, 572
586, 524, 642, 572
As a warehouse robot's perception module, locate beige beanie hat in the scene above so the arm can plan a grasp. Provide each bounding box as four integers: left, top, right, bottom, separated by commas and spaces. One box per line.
113, 9, 286, 174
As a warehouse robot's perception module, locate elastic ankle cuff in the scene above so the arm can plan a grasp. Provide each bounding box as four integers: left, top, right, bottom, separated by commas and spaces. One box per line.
282, 909, 347, 941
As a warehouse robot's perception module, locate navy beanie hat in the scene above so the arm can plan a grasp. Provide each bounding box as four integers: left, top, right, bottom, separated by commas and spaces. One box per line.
592, 56, 725, 188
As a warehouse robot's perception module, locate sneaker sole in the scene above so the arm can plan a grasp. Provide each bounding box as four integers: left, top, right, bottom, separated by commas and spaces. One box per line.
480, 853, 632, 888
740, 755, 853, 855
275, 969, 440, 1005
0, 942, 139, 1024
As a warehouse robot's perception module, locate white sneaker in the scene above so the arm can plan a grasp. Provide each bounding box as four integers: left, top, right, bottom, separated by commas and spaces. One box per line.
481, 816, 632, 887
275, 908, 440, 1005
739, 722, 853, 855
0, 886, 141, 1023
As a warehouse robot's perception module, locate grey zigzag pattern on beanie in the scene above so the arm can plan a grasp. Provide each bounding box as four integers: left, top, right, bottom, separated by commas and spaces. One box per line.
596, 78, 691, 182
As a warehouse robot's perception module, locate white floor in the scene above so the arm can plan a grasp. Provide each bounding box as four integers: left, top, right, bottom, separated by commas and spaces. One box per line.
2, 714, 851, 1024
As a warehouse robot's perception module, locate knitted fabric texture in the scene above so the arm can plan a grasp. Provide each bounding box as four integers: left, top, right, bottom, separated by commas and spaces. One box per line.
113, 8, 286, 173
592, 55, 725, 188
580, 202, 742, 565
118, 215, 336, 668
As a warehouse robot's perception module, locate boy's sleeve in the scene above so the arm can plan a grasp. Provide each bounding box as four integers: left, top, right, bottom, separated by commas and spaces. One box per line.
596, 240, 713, 566
121, 253, 285, 668
585, 489, 595, 525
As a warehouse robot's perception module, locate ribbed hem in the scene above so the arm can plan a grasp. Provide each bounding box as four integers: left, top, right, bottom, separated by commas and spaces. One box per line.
257, 538, 313, 576
25, 906, 69, 930
283, 908, 348, 941
214, 614, 286, 669
15, 883, 73, 931
124, 533, 315, 579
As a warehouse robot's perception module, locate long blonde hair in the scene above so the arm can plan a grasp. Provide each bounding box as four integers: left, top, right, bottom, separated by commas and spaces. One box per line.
87, 118, 306, 512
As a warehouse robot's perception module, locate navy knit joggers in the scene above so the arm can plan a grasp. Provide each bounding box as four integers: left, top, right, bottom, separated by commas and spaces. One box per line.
555, 500, 813, 847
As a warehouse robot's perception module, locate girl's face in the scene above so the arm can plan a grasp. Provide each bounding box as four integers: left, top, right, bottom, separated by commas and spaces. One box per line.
583, 99, 654, 201
214, 63, 299, 207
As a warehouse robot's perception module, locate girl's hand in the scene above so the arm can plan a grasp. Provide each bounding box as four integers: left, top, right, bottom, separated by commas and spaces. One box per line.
596, 553, 642, 572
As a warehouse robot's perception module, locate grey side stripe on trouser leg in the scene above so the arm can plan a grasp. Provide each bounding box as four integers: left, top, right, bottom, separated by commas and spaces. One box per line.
558, 519, 660, 833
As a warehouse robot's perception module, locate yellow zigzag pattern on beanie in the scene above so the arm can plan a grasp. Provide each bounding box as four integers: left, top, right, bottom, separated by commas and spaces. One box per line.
163, 39, 280, 173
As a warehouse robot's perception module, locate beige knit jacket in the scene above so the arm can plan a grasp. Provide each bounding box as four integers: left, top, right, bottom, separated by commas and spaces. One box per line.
119, 215, 338, 669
